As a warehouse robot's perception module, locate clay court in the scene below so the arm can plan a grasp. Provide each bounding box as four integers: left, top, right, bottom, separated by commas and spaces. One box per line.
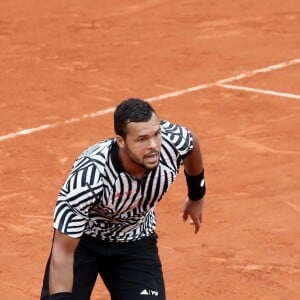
0, 1, 299, 299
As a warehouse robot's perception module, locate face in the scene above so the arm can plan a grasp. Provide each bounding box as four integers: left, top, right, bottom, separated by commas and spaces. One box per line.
117, 113, 162, 171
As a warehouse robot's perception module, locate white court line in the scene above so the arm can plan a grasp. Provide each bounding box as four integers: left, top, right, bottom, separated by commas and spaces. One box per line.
218, 83, 300, 99
1, 58, 300, 142
217, 58, 300, 84
285, 201, 300, 213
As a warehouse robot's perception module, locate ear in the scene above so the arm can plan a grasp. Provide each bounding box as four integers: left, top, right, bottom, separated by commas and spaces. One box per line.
116, 135, 125, 149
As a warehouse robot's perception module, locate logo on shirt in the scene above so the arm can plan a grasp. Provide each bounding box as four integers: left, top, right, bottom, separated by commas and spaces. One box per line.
115, 190, 133, 198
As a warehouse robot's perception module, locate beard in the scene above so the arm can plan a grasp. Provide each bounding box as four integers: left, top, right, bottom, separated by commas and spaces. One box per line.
125, 147, 160, 171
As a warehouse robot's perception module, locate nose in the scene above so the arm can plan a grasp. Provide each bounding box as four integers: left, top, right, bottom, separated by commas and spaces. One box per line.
148, 137, 158, 149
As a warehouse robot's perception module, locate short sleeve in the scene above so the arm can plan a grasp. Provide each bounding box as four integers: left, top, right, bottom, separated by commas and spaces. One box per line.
53, 158, 102, 238
160, 120, 194, 157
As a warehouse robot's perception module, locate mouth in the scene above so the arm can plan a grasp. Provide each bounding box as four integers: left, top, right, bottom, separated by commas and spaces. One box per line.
144, 152, 160, 164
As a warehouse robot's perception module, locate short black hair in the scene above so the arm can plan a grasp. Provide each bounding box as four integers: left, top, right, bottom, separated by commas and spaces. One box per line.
114, 98, 156, 137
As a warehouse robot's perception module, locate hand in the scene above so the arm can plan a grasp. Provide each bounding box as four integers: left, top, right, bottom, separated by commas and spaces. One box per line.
182, 198, 204, 234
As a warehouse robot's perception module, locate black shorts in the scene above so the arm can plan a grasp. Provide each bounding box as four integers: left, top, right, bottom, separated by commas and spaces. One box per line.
40, 233, 165, 300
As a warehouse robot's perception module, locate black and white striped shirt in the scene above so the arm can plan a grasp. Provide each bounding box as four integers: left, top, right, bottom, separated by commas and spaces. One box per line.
53, 120, 193, 242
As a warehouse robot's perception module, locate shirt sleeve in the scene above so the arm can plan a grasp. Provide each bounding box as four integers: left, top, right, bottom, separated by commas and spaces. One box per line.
53, 157, 102, 238
160, 120, 194, 157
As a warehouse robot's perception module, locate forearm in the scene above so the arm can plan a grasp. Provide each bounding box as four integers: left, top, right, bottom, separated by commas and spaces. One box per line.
49, 247, 74, 294
49, 230, 79, 296
183, 133, 204, 175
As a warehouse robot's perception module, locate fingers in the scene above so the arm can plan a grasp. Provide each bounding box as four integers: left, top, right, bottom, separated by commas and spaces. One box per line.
182, 198, 204, 233
183, 212, 200, 234
182, 211, 188, 221
191, 216, 201, 234
186, 213, 202, 234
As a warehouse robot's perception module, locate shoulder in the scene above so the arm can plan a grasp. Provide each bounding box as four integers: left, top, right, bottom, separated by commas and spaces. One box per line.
160, 120, 192, 140
71, 138, 115, 171
160, 120, 190, 133
160, 120, 194, 155
81, 138, 114, 157
63, 139, 115, 188
79, 138, 115, 161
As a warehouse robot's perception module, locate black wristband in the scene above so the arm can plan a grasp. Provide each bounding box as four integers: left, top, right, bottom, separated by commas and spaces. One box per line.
184, 169, 206, 201
49, 292, 72, 300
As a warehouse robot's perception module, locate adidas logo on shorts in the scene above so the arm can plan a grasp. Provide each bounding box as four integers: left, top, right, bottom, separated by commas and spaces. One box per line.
140, 289, 159, 296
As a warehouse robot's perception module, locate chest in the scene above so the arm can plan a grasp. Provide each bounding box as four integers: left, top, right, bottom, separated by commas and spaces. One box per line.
99, 164, 178, 216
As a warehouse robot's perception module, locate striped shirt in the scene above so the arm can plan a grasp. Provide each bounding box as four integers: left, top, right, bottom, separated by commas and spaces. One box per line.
53, 120, 193, 242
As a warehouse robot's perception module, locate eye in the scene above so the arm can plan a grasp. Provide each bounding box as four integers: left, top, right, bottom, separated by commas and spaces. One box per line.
137, 137, 146, 142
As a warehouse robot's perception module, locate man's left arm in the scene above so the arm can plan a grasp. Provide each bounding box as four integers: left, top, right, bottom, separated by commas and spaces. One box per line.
182, 132, 206, 233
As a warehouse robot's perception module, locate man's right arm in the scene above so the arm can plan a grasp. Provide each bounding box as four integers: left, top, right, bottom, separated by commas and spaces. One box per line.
49, 230, 80, 296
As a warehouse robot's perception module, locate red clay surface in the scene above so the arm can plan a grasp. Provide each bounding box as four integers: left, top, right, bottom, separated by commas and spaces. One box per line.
0, 1, 299, 299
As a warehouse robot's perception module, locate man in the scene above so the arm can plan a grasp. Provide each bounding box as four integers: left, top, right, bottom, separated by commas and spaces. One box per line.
41, 98, 206, 300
